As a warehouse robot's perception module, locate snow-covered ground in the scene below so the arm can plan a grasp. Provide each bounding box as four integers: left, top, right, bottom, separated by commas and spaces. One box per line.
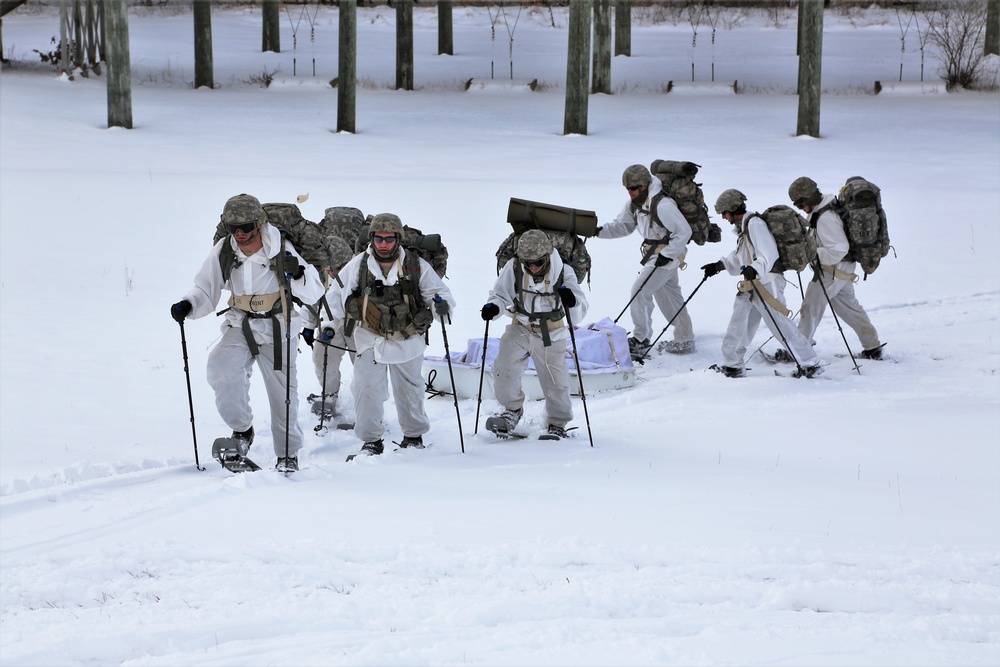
1, 4, 998, 665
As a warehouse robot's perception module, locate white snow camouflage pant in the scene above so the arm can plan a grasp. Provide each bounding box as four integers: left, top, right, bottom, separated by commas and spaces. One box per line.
492, 323, 573, 428
721, 276, 819, 370
629, 260, 694, 344
351, 348, 429, 443
207, 325, 304, 457
798, 270, 880, 352
310, 332, 354, 398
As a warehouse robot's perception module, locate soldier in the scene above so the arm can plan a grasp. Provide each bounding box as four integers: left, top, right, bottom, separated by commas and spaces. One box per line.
481, 230, 589, 439
701, 189, 822, 379
171, 194, 325, 472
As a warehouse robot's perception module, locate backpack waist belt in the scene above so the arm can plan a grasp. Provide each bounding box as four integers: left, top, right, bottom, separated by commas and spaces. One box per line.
230, 292, 287, 372
517, 316, 564, 347
819, 263, 858, 283
738, 279, 791, 318
640, 239, 668, 265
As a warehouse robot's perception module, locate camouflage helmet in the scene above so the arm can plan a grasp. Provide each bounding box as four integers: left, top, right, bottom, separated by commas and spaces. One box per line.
326, 235, 355, 272
221, 194, 267, 227
516, 229, 553, 263
714, 189, 747, 215
621, 164, 653, 188
788, 176, 822, 207
368, 212, 404, 238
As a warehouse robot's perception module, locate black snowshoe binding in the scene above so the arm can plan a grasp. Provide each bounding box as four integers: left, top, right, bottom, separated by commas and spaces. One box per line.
486, 407, 524, 439
346, 439, 384, 462
276, 456, 299, 473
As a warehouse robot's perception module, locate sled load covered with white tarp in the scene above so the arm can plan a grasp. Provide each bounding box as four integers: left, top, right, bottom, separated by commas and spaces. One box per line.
422, 317, 635, 400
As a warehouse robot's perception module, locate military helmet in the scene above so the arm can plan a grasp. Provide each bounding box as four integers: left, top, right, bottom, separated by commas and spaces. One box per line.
368, 212, 404, 237
326, 236, 355, 271
714, 189, 747, 215
621, 164, 653, 188
221, 194, 267, 227
516, 229, 553, 263
788, 176, 822, 207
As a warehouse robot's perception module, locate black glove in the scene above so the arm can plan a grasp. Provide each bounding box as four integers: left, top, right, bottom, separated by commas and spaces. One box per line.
433, 296, 450, 317
741, 265, 758, 281
654, 255, 672, 267
282, 253, 304, 280
481, 303, 500, 321
701, 261, 724, 279
301, 328, 315, 347
594, 225, 603, 236
321, 327, 335, 341
557, 286, 576, 308
171, 300, 192, 323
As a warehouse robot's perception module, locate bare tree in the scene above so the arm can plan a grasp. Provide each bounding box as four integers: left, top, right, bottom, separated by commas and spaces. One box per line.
925, 0, 990, 89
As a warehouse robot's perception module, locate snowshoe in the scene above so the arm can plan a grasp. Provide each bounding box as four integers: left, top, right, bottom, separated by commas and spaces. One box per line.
212, 433, 260, 473
276, 456, 298, 473
539, 424, 575, 440
346, 439, 384, 462
859, 343, 887, 360
485, 407, 523, 439
397, 435, 425, 449
710, 364, 744, 378
658, 340, 696, 355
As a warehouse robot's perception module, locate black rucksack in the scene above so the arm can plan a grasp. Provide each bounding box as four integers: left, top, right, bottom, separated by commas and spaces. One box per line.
823, 176, 892, 279
213, 202, 332, 282
752, 205, 817, 274
648, 159, 722, 245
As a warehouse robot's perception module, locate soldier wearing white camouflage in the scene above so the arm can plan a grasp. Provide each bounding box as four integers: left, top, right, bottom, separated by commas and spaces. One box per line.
301, 234, 357, 420
594, 164, 696, 361
701, 189, 822, 379
330, 213, 456, 459
481, 230, 589, 439
171, 194, 325, 471
785, 176, 883, 361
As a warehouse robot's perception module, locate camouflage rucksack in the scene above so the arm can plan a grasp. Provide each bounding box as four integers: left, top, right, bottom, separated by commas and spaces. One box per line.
495, 230, 591, 285
354, 217, 449, 279
752, 205, 817, 273
321, 206, 366, 251
824, 177, 891, 279
213, 202, 333, 282
648, 159, 722, 246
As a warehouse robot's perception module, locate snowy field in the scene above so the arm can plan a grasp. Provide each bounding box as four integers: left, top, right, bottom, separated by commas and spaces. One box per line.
1, 3, 999, 666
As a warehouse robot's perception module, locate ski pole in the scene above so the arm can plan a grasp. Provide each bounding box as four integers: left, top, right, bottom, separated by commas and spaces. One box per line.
177, 321, 205, 471
434, 296, 465, 454
473, 318, 490, 435
749, 279, 805, 376
747, 308, 800, 364
811, 261, 861, 374
561, 295, 594, 448
638, 274, 708, 363
614, 266, 658, 324
315, 330, 331, 432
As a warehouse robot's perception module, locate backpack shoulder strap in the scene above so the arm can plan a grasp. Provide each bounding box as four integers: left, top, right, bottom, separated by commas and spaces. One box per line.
648, 191, 666, 229
218, 237, 236, 283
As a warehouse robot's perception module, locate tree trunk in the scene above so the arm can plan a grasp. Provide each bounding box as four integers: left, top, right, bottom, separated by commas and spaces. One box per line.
104, 0, 132, 129
338, 0, 357, 134
438, 0, 453, 56
564, 0, 592, 135
796, 1, 823, 138
614, 0, 630, 57
396, 0, 414, 90
194, 0, 213, 90
987, 0, 999, 56
261, 0, 279, 53
592, 0, 611, 93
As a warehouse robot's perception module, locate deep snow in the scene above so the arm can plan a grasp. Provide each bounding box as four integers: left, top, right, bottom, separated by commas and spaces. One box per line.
1, 4, 998, 666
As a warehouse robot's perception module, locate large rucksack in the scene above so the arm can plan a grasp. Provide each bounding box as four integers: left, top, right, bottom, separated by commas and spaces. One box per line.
648, 159, 722, 246
498, 197, 594, 284
213, 202, 332, 282
752, 205, 817, 274
321, 206, 366, 251
354, 217, 449, 279
823, 176, 891, 279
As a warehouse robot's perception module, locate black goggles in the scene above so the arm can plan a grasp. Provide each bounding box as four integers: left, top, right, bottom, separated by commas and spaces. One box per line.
226, 221, 257, 235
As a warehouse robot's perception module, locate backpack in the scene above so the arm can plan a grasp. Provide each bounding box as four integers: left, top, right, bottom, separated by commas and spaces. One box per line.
321, 206, 366, 251
648, 159, 722, 245
354, 218, 449, 279
213, 202, 332, 282
499, 197, 594, 284
495, 230, 592, 285
753, 205, 817, 273
823, 177, 891, 278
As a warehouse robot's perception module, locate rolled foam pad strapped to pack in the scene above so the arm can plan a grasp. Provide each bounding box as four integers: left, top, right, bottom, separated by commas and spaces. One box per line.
506, 198, 599, 238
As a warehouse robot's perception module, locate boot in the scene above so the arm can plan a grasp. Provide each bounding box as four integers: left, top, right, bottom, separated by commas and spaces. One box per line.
486, 407, 523, 435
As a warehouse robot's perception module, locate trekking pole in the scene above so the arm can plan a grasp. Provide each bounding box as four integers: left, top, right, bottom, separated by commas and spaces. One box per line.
614, 267, 658, 324
434, 296, 465, 454
747, 308, 800, 364
315, 333, 331, 432
750, 280, 805, 376
638, 274, 708, 363
177, 321, 206, 471
796, 270, 805, 301
561, 295, 594, 447
811, 261, 861, 374
473, 319, 490, 435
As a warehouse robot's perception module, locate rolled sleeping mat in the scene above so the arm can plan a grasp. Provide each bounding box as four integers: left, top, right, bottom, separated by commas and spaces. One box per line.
506, 198, 599, 238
